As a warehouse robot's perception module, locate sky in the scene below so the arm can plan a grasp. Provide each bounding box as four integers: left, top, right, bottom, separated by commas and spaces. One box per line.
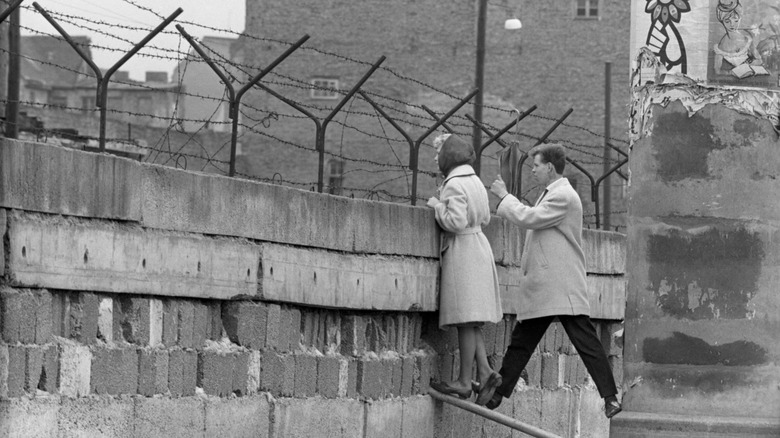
21, 0, 246, 81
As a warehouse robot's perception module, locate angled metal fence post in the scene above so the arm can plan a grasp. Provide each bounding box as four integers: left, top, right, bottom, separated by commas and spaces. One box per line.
410, 89, 479, 204
34, 3, 183, 151
317, 56, 385, 192
514, 108, 574, 196
606, 142, 629, 181
357, 90, 417, 204
177, 24, 310, 176
421, 105, 455, 134
0, 0, 22, 24
567, 155, 628, 229
463, 104, 537, 175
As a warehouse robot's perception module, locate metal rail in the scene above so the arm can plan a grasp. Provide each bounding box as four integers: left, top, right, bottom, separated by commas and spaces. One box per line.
428, 388, 562, 438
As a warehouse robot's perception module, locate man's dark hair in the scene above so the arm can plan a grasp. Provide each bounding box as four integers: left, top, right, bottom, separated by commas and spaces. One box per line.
530, 143, 566, 174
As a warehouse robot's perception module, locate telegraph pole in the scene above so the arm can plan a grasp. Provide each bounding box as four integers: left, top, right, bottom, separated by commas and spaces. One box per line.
5, 3, 19, 138
602, 62, 612, 230
472, 0, 487, 175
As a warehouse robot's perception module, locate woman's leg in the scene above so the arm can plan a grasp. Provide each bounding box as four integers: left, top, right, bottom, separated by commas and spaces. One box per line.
456, 325, 477, 387
474, 326, 492, 384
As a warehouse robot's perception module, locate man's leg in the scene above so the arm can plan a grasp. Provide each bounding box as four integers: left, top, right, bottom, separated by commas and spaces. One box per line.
558, 315, 618, 398
494, 315, 554, 398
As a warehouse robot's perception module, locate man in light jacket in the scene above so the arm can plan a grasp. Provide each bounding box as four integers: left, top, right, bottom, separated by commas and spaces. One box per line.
481, 143, 621, 419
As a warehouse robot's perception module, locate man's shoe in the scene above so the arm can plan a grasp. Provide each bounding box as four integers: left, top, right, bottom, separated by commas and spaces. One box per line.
605, 400, 622, 419
484, 392, 502, 410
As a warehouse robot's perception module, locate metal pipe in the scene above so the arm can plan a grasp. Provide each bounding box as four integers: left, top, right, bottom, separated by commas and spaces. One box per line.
428, 388, 562, 438
603, 61, 612, 230
4, 2, 20, 138
0, 0, 22, 24
317, 56, 385, 191
472, 0, 487, 165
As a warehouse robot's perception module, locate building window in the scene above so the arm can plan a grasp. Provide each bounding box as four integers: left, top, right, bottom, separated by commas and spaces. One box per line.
310, 78, 339, 100
81, 96, 94, 113
575, 0, 599, 19
326, 159, 345, 195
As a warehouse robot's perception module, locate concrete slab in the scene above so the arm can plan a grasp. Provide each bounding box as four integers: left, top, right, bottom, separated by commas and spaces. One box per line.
0, 139, 141, 220
582, 229, 625, 275
401, 396, 435, 438
140, 164, 438, 257
259, 243, 438, 311
270, 397, 364, 438
0, 397, 59, 438
58, 396, 134, 438
6, 213, 258, 300
586, 275, 626, 320
576, 387, 609, 438
58, 338, 91, 398
133, 396, 206, 438
610, 411, 780, 438
364, 399, 403, 438
204, 396, 271, 438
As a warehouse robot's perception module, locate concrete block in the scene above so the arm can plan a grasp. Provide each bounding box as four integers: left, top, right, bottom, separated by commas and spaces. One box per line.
582, 229, 626, 274
1, 288, 36, 343
177, 300, 194, 348
0, 397, 59, 438
281, 305, 302, 351
140, 164, 437, 257
358, 358, 384, 399
539, 387, 578, 437
324, 313, 341, 353
162, 299, 178, 346
293, 353, 317, 397
340, 314, 367, 356
168, 348, 197, 397
413, 354, 433, 394
542, 323, 558, 353
301, 310, 318, 349
265, 303, 282, 350
0, 139, 140, 220
149, 299, 164, 347
482, 322, 497, 356
90, 346, 138, 395
97, 297, 113, 343
401, 396, 436, 438
58, 340, 91, 398
113, 297, 150, 345
64, 292, 100, 345
316, 354, 341, 398
207, 301, 223, 341
205, 396, 271, 438
493, 319, 506, 355
258, 243, 438, 311
191, 301, 209, 348
0, 345, 8, 398
232, 351, 251, 396
587, 275, 626, 320
384, 316, 397, 353
315, 310, 328, 352
260, 351, 294, 396
400, 356, 415, 397
565, 354, 591, 387
346, 358, 358, 398
58, 396, 134, 438
365, 399, 403, 438
270, 397, 364, 438
133, 396, 206, 438
438, 352, 456, 382
0, 209, 5, 277
599, 320, 624, 356
540, 353, 562, 389
6, 346, 25, 397
609, 355, 623, 389
388, 357, 403, 396
138, 349, 169, 396
247, 350, 261, 395
24, 345, 44, 392
198, 351, 234, 397
512, 387, 543, 428
41, 345, 58, 394
222, 301, 266, 349
526, 354, 542, 387
577, 387, 610, 438
6, 214, 259, 300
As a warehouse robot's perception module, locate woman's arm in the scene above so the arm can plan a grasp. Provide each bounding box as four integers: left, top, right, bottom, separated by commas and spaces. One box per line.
431, 181, 469, 233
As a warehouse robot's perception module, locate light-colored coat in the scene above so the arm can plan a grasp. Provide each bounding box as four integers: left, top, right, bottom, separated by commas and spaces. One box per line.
496, 177, 590, 321
433, 165, 503, 328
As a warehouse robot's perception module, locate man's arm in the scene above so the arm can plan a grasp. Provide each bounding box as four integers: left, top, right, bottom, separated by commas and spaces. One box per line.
497, 193, 568, 230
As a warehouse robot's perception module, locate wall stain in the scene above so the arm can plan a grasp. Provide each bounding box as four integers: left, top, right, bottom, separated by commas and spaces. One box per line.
732, 119, 759, 148
644, 331, 767, 366
648, 226, 763, 319
652, 111, 725, 181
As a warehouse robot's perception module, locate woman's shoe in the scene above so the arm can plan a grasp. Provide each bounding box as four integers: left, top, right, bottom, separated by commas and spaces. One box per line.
475, 371, 502, 406
430, 380, 473, 399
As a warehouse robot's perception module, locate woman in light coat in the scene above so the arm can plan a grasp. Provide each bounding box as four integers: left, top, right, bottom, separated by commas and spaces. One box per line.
426, 133, 503, 401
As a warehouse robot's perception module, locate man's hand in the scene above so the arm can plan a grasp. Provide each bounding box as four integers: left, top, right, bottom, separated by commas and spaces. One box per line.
490, 175, 509, 199
426, 196, 440, 208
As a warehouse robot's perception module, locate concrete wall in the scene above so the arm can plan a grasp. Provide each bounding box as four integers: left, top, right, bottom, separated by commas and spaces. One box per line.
0, 139, 625, 437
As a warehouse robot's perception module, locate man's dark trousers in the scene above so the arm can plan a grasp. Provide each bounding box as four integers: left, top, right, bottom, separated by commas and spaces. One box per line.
495, 314, 617, 398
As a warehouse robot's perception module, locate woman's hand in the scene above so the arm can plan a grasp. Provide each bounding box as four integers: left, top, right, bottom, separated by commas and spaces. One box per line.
490, 176, 509, 198
426, 197, 440, 208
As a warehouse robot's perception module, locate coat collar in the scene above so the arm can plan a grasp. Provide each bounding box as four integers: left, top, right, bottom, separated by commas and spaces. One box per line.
544, 177, 570, 192
442, 164, 476, 185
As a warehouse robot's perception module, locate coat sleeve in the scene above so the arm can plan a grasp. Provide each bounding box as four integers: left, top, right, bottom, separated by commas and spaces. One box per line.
432, 181, 469, 233
496, 191, 568, 230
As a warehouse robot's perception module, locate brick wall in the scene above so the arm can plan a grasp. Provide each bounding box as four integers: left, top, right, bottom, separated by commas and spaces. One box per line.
0, 139, 624, 437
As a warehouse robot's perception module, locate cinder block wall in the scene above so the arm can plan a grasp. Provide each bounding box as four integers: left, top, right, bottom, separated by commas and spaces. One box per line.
0, 139, 625, 437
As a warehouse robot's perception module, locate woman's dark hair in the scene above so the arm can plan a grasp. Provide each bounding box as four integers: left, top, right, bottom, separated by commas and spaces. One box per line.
530, 143, 566, 174
438, 134, 475, 176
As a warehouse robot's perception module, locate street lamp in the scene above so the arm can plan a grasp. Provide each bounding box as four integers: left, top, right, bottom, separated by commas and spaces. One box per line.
472, 0, 521, 175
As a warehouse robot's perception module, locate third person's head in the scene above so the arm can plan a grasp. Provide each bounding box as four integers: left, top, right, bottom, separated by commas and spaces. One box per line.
529, 143, 566, 187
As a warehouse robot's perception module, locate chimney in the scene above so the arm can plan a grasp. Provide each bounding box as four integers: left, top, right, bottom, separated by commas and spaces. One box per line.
114, 70, 130, 82
145, 71, 168, 83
